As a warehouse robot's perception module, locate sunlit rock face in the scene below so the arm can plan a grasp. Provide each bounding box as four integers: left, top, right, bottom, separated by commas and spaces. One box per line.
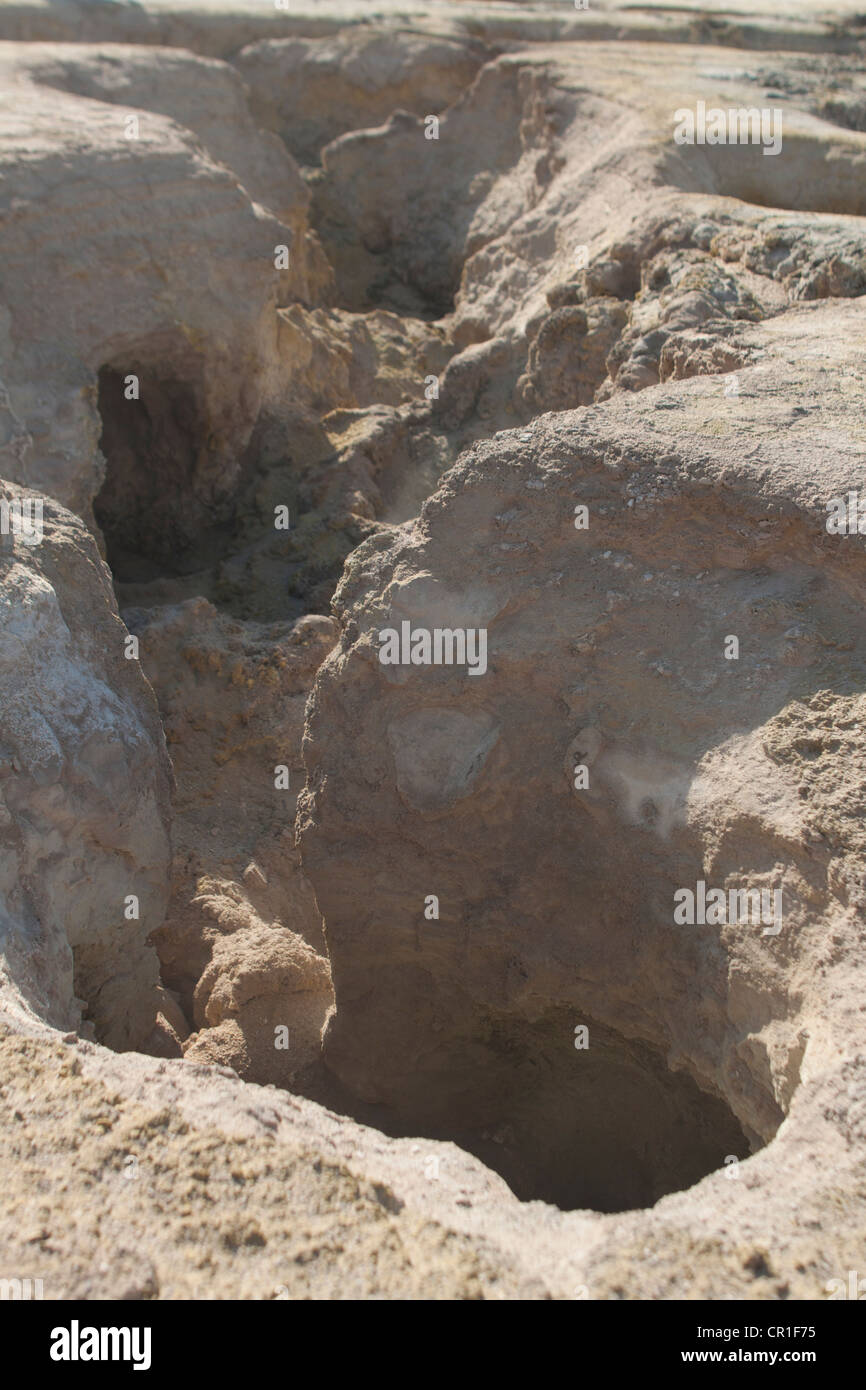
1, 0, 866, 1302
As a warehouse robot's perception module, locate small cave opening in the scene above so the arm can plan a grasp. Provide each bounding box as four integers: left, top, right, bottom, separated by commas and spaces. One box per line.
92, 362, 355, 620
93, 364, 235, 587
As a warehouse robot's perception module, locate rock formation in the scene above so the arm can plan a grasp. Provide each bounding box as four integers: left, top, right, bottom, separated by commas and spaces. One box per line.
1, 0, 866, 1302
299, 296, 866, 1224
0, 481, 179, 1055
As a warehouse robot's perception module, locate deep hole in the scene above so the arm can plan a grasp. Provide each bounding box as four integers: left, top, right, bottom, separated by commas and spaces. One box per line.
93, 363, 361, 618
460, 1011, 751, 1213
316, 1009, 753, 1214
93, 365, 234, 584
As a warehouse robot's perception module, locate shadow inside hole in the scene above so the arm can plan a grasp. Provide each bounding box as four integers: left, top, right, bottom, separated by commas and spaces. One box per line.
93, 365, 234, 584
356, 1009, 752, 1214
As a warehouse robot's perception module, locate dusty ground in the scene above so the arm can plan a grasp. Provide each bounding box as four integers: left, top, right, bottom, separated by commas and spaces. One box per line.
1, 0, 866, 1299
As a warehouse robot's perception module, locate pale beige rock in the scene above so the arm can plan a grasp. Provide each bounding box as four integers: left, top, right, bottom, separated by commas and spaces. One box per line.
0, 483, 176, 1054
0, 40, 328, 531
236, 28, 488, 167
1, 0, 866, 1305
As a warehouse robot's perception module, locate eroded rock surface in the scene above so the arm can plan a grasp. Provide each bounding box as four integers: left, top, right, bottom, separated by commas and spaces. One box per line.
131, 599, 337, 1083
0, 483, 178, 1054
1, 0, 866, 1302
299, 297, 866, 1232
